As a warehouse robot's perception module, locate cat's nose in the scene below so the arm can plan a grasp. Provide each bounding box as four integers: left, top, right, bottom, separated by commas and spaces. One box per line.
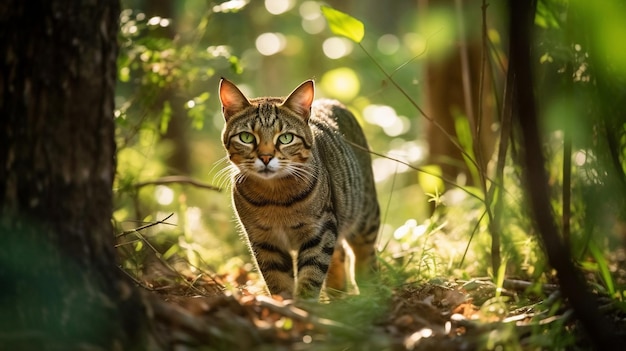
259, 154, 273, 165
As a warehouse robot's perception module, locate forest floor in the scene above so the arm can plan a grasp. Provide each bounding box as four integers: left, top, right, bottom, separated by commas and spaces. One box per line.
139, 261, 626, 351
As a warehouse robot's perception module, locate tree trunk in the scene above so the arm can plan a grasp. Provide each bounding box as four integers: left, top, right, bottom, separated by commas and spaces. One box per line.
0, 1, 144, 349
419, 0, 497, 185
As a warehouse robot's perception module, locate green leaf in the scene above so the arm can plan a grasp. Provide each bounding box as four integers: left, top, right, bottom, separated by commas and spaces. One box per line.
589, 240, 615, 295
320, 6, 364, 43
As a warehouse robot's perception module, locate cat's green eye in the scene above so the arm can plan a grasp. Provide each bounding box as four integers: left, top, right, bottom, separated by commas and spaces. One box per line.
278, 133, 294, 144
239, 132, 255, 144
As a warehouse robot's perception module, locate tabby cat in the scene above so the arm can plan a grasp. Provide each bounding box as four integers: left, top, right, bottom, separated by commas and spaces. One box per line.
219, 78, 380, 300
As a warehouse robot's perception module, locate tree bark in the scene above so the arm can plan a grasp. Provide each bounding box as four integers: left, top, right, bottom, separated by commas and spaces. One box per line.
0, 1, 144, 349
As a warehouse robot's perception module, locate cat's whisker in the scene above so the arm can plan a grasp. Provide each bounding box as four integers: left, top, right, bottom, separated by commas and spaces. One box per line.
212, 160, 230, 178
286, 164, 317, 185
280, 162, 310, 182
208, 156, 230, 176
213, 161, 238, 190
234, 170, 249, 184
288, 170, 308, 184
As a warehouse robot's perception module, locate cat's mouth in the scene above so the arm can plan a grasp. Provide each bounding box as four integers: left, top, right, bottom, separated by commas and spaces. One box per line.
254, 167, 280, 179
248, 158, 282, 179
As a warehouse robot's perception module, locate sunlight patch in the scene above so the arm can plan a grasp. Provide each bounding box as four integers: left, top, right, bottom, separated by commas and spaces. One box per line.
404, 328, 433, 349
394, 219, 427, 241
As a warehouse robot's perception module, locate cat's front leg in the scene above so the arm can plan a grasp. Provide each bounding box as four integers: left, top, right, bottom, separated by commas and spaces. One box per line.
250, 241, 296, 297
294, 222, 338, 299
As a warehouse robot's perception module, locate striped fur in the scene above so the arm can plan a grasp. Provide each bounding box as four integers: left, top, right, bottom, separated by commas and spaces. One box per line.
219, 78, 380, 300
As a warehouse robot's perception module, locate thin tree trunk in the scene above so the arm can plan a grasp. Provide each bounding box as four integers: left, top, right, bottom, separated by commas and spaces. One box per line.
508, 1, 625, 349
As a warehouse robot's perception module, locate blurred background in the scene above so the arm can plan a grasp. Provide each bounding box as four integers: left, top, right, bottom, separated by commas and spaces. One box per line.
113, 0, 626, 293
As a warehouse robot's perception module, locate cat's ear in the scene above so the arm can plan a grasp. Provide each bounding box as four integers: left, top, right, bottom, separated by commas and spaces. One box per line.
282, 80, 315, 122
219, 78, 251, 121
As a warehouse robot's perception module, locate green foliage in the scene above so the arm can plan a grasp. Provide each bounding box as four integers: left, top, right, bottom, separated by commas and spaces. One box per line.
584, 241, 619, 299
320, 6, 364, 43
114, 3, 248, 277
116, 8, 239, 137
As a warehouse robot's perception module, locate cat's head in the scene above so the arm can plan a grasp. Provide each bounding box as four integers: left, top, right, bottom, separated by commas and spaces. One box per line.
219, 78, 315, 181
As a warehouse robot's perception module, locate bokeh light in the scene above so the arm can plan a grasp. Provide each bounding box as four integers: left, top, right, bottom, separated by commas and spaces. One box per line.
363, 104, 410, 136
155, 185, 174, 205
403, 33, 427, 56
377, 34, 400, 55
212, 0, 248, 13
255, 32, 286, 56
265, 0, 294, 15
418, 9, 455, 58
322, 37, 353, 59
299, 1, 325, 34
299, 1, 321, 20
320, 67, 360, 101
372, 157, 409, 183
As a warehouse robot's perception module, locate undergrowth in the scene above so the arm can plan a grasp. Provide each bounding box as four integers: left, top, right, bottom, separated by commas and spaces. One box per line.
112, 1, 626, 350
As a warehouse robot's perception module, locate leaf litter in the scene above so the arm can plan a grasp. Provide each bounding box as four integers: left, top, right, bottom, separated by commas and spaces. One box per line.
133, 259, 626, 351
